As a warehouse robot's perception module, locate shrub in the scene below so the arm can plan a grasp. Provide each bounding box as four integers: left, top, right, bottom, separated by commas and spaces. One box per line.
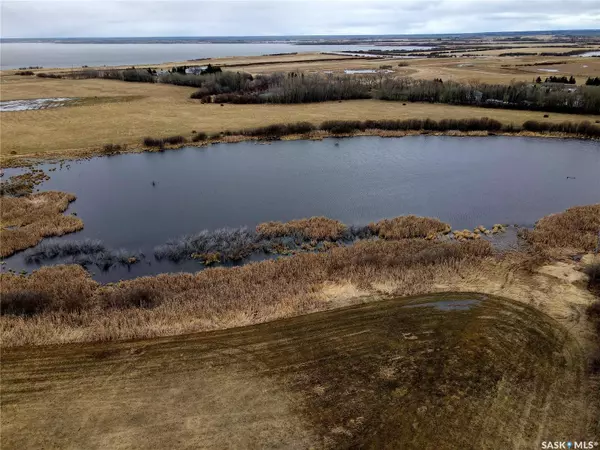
102, 143, 123, 155
36, 73, 62, 79
0, 291, 52, 316
143, 137, 164, 147
15, 70, 34, 76
100, 287, 160, 310
192, 132, 208, 142
320, 120, 364, 134
241, 122, 315, 137
163, 135, 186, 145
523, 120, 600, 138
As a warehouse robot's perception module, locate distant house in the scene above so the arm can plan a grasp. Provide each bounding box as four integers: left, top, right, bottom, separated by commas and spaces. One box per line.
185, 66, 208, 75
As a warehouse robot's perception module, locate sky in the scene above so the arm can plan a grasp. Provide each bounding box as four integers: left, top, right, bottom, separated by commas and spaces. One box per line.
1, 0, 599, 38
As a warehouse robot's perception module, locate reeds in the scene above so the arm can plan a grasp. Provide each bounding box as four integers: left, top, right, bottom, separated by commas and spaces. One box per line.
0, 238, 492, 346
0, 192, 84, 258
523, 204, 600, 252
154, 227, 257, 262
23, 238, 143, 270
256, 217, 347, 240
369, 216, 451, 239
142, 135, 186, 148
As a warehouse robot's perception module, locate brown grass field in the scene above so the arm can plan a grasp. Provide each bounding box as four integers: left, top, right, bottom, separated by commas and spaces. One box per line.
2, 292, 597, 449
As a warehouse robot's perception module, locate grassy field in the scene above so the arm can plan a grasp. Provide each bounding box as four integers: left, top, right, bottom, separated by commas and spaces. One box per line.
1, 293, 597, 449
1, 76, 599, 160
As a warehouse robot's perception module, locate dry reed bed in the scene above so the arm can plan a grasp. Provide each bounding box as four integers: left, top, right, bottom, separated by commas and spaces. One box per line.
256, 217, 347, 240
0, 239, 492, 347
0, 192, 83, 258
369, 215, 451, 239
523, 204, 600, 252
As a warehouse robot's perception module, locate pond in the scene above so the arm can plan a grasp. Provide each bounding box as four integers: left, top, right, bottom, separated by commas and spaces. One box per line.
3, 135, 599, 281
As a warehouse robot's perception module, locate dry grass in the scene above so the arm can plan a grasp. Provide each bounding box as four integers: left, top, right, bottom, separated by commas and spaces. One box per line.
0, 239, 492, 347
256, 216, 347, 240
0, 192, 83, 257
2, 76, 599, 161
369, 215, 451, 239
1, 292, 595, 449
524, 204, 600, 253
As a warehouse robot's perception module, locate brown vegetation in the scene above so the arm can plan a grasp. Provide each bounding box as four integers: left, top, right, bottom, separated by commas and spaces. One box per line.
0, 191, 83, 257
0, 239, 492, 346
523, 204, 600, 252
369, 215, 451, 239
256, 216, 347, 240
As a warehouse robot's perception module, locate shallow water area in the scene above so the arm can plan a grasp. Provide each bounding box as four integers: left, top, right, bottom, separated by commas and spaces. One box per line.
0, 98, 75, 112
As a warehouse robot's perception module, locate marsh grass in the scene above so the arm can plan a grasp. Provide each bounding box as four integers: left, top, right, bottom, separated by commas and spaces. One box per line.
256, 217, 347, 240
0, 239, 492, 346
0, 170, 49, 196
154, 227, 257, 262
0, 192, 83, 258
523, 204, 600, 252
23, 238, 143, 270
369, 215, 451, 239
143, 135, 186, 148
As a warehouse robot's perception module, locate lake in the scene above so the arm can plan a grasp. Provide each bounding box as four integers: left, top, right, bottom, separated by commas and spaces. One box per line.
0, 43, 426, 70
3, 135, 599, 281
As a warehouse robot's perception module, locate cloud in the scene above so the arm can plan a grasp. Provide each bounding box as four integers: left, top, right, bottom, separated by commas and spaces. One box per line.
1, 0, 599, 38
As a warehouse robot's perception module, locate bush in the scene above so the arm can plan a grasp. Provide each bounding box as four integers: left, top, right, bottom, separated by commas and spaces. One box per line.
320, 120, 364, 134
163, 135, 186, 145
0, 291, 52, 316
523, 120, 600, 138
143, 137, 163, 147
100, 287, 160, 310
36, 73, 62, 79
241, 122, 315, 137
192, 132, 208, 142
143, 135, 185, 147
15, 70, 34, 76
102, 143, 124, 155
121, 68, 155, 83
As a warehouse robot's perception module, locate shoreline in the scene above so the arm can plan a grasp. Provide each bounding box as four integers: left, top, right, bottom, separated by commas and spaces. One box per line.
2, 128, 598, 169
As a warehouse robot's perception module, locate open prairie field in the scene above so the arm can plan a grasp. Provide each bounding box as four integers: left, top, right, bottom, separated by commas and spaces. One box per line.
1, 293, 598, 449
1, 75, 599, 159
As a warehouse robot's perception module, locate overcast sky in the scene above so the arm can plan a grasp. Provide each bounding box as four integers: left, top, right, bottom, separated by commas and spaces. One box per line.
1, 0, 599, 38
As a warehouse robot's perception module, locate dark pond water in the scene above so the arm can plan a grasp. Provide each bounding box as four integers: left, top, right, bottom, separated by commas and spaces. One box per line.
3, 135, 599, 281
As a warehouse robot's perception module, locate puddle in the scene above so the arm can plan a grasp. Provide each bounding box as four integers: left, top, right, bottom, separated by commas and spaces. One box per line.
344, 69, 377, 74
538, 69, 559, 72
403, 299, 481, 311
0, 98, 75, 112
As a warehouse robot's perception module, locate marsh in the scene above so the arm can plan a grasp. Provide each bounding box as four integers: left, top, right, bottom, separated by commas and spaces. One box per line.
2, 135, 599, 281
